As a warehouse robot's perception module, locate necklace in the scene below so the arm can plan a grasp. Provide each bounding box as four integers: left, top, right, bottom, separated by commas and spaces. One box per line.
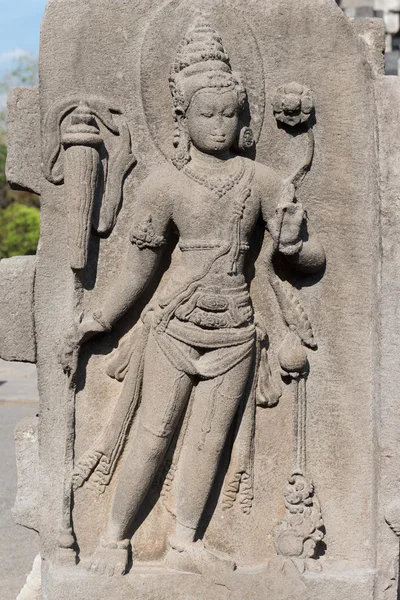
183, 157, 246, 199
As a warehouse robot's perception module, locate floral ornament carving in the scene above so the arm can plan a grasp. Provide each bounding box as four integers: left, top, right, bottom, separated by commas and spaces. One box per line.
269, 80, 325, 569
270, 291, 325, 570
272, 82, 315, 191
273, 328, 325, 571
274, 473, 324, 565
272, 82, 314, 127
130, 216, 166, 250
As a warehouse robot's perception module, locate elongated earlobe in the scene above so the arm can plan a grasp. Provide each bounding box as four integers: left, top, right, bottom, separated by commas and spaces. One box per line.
172, 117, 191, 170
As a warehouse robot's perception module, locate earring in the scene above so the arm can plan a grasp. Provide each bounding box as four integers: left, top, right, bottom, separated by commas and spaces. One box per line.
238, 126, 255, 151
172, 123, 191, 170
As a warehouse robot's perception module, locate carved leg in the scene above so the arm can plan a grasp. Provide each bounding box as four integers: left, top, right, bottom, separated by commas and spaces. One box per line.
86, 333, 194, 576
166, 349, 254, 575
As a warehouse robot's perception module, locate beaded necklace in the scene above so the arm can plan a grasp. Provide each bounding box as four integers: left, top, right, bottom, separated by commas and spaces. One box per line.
183, 157, 246, 199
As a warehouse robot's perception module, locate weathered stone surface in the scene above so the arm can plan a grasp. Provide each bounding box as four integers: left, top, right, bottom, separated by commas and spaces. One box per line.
0, 257, 36, 363
4, 0, 400, 599
13, 417, 39, 532
6, 86, 41, 195
375, 74, 400, 600
46, 558, 309, 600
350, 17, 386, 75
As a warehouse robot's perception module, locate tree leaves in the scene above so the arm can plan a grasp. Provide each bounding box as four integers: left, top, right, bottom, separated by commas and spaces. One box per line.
0, 203, 40, 258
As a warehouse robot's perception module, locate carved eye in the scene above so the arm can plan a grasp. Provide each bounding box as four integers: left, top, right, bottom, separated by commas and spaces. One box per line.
200, 112, 213, 118
223, 111, 236, 118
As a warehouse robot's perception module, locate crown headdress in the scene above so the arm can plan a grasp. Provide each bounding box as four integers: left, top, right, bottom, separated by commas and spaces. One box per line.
169, 18, 246, 114
169, 18, 248, 169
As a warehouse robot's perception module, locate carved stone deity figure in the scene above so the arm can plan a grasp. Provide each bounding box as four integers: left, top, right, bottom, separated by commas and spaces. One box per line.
58, 18, 326, 578
6, 2, 400, 598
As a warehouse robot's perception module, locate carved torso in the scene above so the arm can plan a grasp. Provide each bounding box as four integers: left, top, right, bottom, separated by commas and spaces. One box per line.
128, 156, 289, 339
131, 157, 287, 333
171, 158, 279, 253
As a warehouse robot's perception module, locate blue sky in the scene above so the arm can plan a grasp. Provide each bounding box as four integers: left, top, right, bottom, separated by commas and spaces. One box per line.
0, 0, 46, 71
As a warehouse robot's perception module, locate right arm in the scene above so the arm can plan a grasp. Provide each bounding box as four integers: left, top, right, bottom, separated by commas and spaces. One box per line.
59, 172, 172, 368
91, 241, 163, 332
90, 171, 173, 332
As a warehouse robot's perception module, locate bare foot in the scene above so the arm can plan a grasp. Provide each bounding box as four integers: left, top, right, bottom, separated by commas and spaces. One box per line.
83, 538, 130, 577
165, 537, 236, 577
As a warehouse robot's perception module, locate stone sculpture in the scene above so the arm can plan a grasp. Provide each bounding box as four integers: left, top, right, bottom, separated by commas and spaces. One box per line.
3, 1, 400, 599
56, 18, 325, 578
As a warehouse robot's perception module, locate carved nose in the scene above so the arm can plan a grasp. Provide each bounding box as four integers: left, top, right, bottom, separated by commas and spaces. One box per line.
212, 124, 225, 138
212, 116, 225, 131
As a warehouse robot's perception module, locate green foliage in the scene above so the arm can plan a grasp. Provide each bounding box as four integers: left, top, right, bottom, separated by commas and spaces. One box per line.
0, 54, 40, 257
0, 203, 40, 258
0, 139, 6, 186
0, 54, 38, 89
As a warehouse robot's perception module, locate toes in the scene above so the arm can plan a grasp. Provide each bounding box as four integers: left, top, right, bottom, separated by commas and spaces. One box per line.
92, 561, 105, 576
82, 549, 128, 577
90, 561, 99, 574
106, 566, 115, 578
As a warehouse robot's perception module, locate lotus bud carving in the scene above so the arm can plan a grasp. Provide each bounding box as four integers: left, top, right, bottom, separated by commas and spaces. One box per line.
272, 82, 314, 127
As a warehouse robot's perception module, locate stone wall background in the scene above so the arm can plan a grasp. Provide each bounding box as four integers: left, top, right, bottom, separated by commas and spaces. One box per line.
338, 0, 400, 72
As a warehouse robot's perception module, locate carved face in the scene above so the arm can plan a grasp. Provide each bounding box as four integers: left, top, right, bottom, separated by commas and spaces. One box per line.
186, 88, 240, 156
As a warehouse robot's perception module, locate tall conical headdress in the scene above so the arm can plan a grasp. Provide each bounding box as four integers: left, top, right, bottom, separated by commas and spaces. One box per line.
169, 17, 246, 113
169, 18, 247, 169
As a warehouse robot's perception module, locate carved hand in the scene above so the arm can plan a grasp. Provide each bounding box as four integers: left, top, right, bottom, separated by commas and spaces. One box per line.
276, 203, 305, 255
58, 316, 106, 372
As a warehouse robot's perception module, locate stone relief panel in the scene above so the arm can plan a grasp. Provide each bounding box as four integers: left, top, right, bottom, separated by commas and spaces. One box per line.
51, 16, 326, 578
6, 0, 385, 598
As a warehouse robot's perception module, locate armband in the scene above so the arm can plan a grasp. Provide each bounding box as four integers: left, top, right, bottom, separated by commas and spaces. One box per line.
129, 215, 166, 250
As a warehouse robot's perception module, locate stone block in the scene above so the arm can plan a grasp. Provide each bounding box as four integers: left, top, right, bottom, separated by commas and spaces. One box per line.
6, 86, 41, 196
0, 256, 36, 364
13, 417, 40, 532
5, 1, 400, 599
351, 17, 386, 74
